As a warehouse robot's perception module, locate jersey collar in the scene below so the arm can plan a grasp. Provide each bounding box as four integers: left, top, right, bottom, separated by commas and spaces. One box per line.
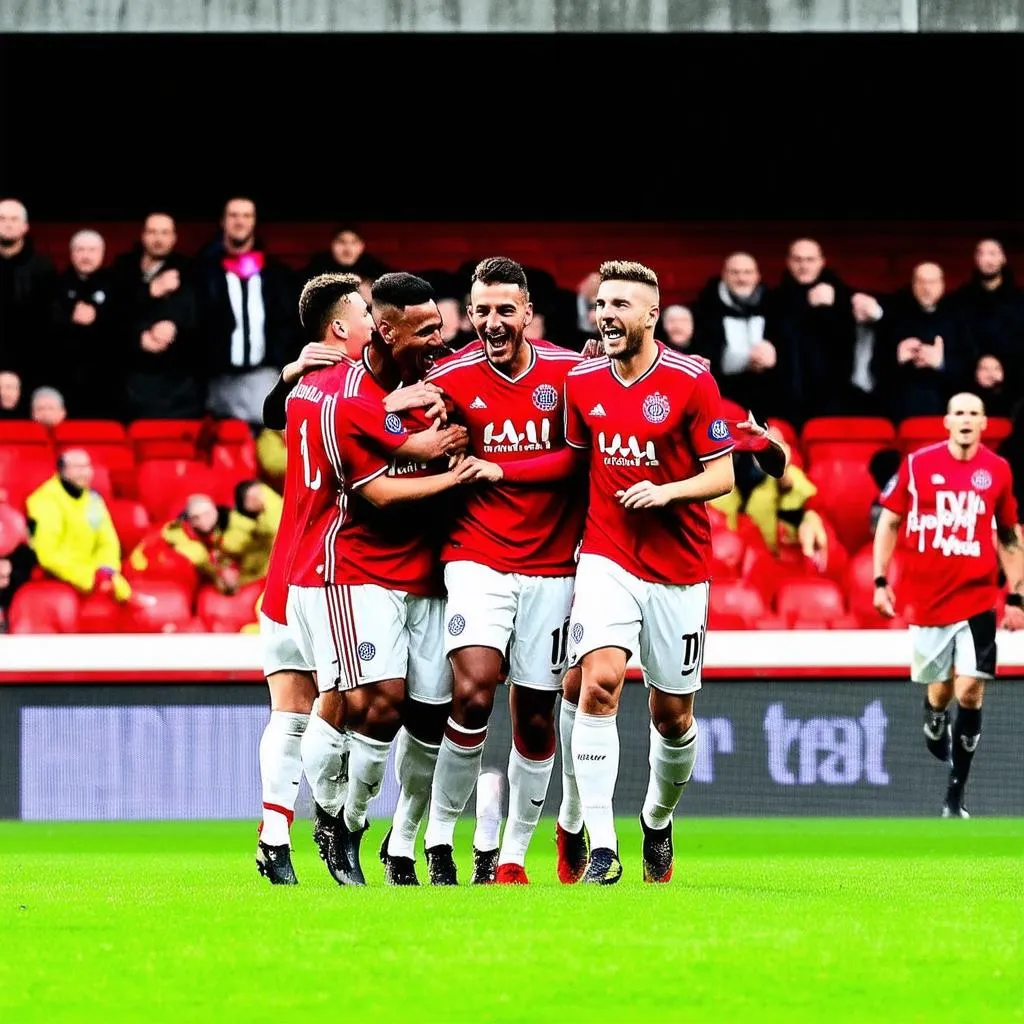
608, 344, 663, 388
486, 341, 537, 384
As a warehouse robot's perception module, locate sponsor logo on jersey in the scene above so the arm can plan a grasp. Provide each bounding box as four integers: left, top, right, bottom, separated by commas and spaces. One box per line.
642, 391, 671, 424
708, 417, 731, 442
470, 396, 488, 409
597, 432, 659, 467
532, 383, 559, 412
589, 403, 607, 417
482, 418, 552, 452
907, 489, 987, 557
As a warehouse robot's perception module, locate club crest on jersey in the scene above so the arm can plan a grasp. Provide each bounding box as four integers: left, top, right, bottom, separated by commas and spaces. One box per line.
384, 413, 404, 435
708, 418, 731, 442
642, 392, 671, 424
448, 614, 466, 636
532, 383, 559, 412
357, 642, 376, 661
971, 469, 992, 490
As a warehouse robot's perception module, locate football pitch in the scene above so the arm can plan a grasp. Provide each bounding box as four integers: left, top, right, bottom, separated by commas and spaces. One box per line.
1, 819, 1021, 1023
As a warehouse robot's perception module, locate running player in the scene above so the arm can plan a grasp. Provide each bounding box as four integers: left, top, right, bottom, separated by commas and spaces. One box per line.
563, 260, 735, 884
873, 392, 1024, 816
420, 257, 585, 885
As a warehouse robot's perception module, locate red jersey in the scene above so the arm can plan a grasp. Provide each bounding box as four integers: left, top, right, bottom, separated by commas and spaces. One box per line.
426, 340, 585, 577
257, 487, 296, 624
564, 345, 734, 586
283, 358, 410, 591
880, 441, 1017, 626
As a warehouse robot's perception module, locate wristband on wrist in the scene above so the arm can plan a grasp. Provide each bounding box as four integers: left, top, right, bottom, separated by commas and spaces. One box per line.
873, 576, 887, 588
1007, 593, 1023, 609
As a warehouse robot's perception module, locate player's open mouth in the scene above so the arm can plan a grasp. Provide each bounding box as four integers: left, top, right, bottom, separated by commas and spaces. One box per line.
601, 327, 624, 340
486, 333, 510, 352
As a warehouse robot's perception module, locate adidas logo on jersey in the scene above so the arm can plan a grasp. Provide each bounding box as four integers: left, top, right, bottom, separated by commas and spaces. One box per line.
589, 403, 607, 417
470, 396, 488, 409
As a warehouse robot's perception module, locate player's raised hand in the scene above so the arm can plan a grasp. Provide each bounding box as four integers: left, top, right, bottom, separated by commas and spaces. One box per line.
616, 480, 670, 509
580, 338, 603, 359
384, 381, 447, 422
454, 456, 504, 483
400, 420, 468, 463
1001, 602, 1024, 631
873, 583, 896, 618
282, 343, 345, 383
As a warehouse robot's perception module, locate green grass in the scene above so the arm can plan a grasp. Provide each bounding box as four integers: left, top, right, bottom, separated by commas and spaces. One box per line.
1, 819, 1022, 1023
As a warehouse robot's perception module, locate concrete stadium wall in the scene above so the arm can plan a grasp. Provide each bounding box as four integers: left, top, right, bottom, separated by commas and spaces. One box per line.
1, 0, 1021, 32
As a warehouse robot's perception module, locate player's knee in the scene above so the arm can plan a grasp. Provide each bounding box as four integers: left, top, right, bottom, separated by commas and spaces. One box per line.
561, 666, 582, 705
456, 684, 497, 730
956, 679, 984, 709
268, 671, 315, 713
404, 698, 450, 744
317, 689, 348, 730
580, 678, 619, 715
651, 706, 694, 740
511, 689, 557, 756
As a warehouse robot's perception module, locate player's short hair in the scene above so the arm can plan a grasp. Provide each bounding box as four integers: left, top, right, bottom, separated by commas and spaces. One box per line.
470, 257, 529, 298
298, 272, 363, 341
599, 260, 660, 295
371, 272, 436, 312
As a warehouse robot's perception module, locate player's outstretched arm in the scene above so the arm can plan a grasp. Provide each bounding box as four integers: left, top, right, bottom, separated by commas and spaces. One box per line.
617, 450, 735, 510
871, 507, 901, 617
454, 448, 586, 486
395, 421, 469, 464
359, 469, 463, 508
731, 414, 789, 479
996, 524, 1024, 630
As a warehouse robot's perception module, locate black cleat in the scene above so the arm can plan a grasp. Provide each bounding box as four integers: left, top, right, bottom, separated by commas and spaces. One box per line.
312, 802, 344, 882
379, 827, 420, 886
923, 706, 951, 762
581, 846, 623, 885
471, 846, 499, 885
942, 781, 970, 819
425, 844, 458, 885
640, 814, 674, 884
256, 840, 298, 885
333, 807, 369, 886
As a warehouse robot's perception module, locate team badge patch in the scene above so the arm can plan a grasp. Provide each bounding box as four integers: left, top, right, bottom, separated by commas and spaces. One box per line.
571, 622, 584, 644
642, 392, 670, 424
384, 413, 404, 435
448, 614, 466, 636
532, 384, 559, 412
708, 417, 731, 442
357, 642, 376, 661
971, 469, 992, 490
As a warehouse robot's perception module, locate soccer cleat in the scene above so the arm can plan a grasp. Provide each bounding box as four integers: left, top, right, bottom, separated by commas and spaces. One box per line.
923, 707, 952, 762
312, 802, 344, 882
425, 844, 458, 886
640, 814, 674, 884
555, 822, 589, 884
942, 802, 970, 819
495, 863, 529, 884
943, 783, 970, 819
471, 846, 499, 885
378, 827, 419, 886
256, 840, 298, 885
332, 808, 369, 886
581, 847, 623, 885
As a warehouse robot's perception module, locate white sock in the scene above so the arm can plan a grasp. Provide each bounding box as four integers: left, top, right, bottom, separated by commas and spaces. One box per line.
572, 711, 619, 851
387, 728, 440, 860
499, 747, 555, 867
557, 698, 583, 833
423, 720, 486, 850
641, 721, 698, 831
473, 769, 504, 851
299, 705, 348, 818
258, 711, 309, 846
343, 730, 392, 832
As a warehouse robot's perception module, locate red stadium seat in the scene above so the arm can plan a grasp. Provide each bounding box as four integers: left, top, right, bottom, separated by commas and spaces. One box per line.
136, 459, 234, 522
8, 581, 81, 633
710, 527, 746, 578
775, 577, 847, 626
847, 543, 905, 627
804, 459, 878, 555
197, 580, 263, 633
76, 592, 125, 633
88, 463, 114, 502
127, 419, 203, 461
0, 420, 53, 454
897, 415, 1012, 455
0, 502, 28, 555
107, 498, 151, 553
801, 417, 895, 469
0, 453, 54, 510
120, 579, 194, 633
707, 610, 751, 630
710, 578, 767, 626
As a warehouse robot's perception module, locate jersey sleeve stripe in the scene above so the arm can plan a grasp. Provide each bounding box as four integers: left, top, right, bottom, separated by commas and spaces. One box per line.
350, 465, 389, 489
663, 352, 709, 375
661, 353, 701, 378
425, 352, 486, 381
699, 444, 735, 462
565, 438, 591, 450
567, 358, 610, 377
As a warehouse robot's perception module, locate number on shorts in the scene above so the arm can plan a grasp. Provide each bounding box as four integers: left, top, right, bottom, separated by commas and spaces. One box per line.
680, 629, 703, 676
299, 418, 322, 491
550, 617, 570, 673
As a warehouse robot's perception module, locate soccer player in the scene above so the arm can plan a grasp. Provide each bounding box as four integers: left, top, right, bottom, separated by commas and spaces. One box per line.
257, 273, 463, 884
563, 260, 735, 884
420, 257, 585, 885
288, 272, 473, 886
873, 392, 1024, 817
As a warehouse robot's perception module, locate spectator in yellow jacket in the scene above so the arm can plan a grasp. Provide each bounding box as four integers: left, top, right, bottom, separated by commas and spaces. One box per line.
224, 480, 282, 585
25, 449, 132, 601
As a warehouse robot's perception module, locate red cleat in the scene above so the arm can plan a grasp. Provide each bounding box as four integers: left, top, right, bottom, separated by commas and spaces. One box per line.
495, 863, 529, 885
556, 822, 589, 884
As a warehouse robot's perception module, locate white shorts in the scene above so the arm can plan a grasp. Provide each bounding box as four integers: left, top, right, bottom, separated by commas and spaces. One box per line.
259, 612, 311, 676
285, 584, 451, 701
910, 610, 997, 684
443, 561, 575, 691
567, 553, 709, 695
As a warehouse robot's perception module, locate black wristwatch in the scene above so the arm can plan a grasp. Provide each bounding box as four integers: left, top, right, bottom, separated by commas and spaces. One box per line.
1007, 593, 1023, 609
873, 576, 887, 588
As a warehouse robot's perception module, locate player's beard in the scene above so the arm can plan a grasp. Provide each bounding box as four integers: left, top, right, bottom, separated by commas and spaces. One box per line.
486, 330, 522, 368
604, 321, 645, 360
